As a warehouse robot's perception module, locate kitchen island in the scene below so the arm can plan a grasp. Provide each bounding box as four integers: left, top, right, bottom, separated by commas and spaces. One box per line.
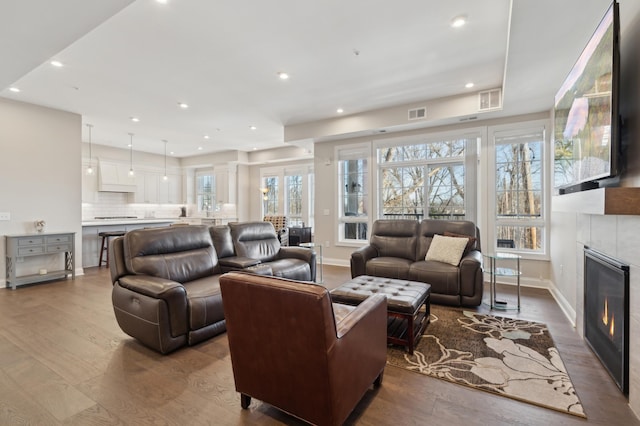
82, 218, 179, 268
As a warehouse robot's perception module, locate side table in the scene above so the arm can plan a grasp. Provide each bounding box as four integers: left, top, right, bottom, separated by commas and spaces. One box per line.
300, 242, 323, 283
483, 252, 521, 311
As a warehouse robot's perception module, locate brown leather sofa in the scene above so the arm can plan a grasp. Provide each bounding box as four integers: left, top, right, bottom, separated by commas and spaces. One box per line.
220, 271, 387, 426
210, 222, 315, 280
351, 219, 483, 306
109, 222, 316, 354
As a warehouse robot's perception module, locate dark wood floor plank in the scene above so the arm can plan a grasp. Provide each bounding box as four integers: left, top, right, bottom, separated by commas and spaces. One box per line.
0, 265, 636, 425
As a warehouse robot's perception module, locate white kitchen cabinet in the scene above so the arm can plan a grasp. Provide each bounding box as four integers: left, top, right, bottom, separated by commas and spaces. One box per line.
129, 171, 182, 204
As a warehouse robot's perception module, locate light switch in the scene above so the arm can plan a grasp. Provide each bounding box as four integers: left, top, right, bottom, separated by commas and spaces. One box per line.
323, 209, 330, 216
0, 212, 10, 220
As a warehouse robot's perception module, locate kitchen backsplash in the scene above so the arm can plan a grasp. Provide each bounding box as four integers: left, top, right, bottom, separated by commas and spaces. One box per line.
82, 192, 192, 220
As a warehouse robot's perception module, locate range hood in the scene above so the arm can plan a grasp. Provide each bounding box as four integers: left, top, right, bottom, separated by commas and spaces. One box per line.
98, 159, 137, 192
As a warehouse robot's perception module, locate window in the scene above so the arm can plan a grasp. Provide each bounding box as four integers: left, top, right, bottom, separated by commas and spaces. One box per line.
260, 164, 314, 226
491, 124, 546, 254
337, 145, 370, 243
285, 174, 303, 226
196, 172, 215, 214
263, 176, 279, 216
377, 136, 476, 222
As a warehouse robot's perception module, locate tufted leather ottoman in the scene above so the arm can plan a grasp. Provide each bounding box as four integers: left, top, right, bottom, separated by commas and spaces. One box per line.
331, 275, 431, 354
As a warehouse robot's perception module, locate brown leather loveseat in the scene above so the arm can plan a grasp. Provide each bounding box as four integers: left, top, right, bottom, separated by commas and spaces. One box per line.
351, 219, 483, 306
109, 222, 316, 354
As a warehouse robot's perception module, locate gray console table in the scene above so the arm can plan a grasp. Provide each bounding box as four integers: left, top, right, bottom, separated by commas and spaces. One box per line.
5, 232, 75, 290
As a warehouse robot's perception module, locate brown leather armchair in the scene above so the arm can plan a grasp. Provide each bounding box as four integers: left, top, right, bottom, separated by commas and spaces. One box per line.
220, 272, 387, 426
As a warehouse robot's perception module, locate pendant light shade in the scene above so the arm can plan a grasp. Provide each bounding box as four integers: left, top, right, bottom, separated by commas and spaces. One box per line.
162, 139, 168, 181
128, 133, 135, 176
86, 123, 94, 174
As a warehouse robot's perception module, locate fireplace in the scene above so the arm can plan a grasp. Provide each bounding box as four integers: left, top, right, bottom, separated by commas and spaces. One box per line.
584, 247, 629, 395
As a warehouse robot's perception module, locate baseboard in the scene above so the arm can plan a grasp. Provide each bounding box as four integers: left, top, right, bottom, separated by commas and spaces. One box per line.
547, 280, 577, 328
323, 257, 350, 268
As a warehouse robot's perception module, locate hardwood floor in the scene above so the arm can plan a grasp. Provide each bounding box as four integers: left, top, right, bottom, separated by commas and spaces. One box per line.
0, 265, 637, 425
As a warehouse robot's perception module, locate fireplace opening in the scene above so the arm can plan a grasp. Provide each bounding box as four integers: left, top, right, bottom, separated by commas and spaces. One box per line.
584, 247, 629, 395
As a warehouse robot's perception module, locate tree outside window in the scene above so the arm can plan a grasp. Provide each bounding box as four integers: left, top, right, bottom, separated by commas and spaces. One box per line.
196, 174, 215, 214
494, 129, 544, 252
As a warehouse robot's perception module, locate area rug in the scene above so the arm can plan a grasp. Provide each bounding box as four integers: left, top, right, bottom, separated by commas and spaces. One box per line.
386, 306, 585, 418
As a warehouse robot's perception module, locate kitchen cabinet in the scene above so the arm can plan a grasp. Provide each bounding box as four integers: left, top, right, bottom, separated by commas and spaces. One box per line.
129, 172, 182, 204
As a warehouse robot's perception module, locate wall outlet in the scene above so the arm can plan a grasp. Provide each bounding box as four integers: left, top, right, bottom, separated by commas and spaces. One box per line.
0, 212, 10, 220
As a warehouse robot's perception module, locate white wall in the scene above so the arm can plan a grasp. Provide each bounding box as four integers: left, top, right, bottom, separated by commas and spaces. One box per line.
0, 98, 82, 284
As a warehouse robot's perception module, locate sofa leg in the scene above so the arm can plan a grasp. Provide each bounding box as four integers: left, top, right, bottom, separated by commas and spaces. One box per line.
374, 370, 384, 387
241, 393, 251, 409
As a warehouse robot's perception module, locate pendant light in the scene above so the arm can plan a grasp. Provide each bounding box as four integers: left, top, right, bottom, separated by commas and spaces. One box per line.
86, 123, 94, 174
128, 133, 135, 176
162, 139, 168, 181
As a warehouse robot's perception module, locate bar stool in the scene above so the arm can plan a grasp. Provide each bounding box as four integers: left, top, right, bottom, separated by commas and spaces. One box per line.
98, 231, 126, 267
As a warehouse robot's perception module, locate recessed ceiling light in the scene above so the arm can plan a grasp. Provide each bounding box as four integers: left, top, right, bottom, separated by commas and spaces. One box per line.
170, 151, 175, 155
130, 116, 140, 122
337, 108, 344, 114
250, 125, 257, 130
50, 60, 64, 67
253, 147, 257, 150
9, 87, 20, 93
198, 146, 203, 151
204, 135, 209, 139
178, 102, 189, 109
465, 82, 474, 89
451, 15, 467, 28
156, 0, 168, 4
278, 72, 289, 80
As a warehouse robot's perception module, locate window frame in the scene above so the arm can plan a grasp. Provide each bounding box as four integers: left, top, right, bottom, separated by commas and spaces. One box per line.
195, 169, 216, 214
487, 119, 550, 260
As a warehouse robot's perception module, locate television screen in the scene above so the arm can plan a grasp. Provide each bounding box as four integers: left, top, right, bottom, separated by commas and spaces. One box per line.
554, 2, 619, 191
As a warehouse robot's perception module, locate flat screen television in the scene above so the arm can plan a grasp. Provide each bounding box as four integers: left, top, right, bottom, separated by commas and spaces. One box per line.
554, 1, 620, 194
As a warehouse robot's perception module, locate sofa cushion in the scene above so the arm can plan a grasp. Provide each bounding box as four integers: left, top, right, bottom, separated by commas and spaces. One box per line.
123, 225, 220, 282
444, 231, 477, 255
230, 222, 281, 262
267, 258, 311, 281
425, 234, 468, 266
211, 225, 236, 258
370, 220, 419, 261
409, 260, 460, 296
365, 257, 413, 279
183, 276, 225, 330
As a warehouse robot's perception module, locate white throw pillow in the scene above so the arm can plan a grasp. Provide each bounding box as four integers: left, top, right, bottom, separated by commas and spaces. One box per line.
425, 234, 469, 266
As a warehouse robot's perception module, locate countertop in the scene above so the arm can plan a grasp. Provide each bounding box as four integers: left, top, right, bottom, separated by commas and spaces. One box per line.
81, 218, 180, 227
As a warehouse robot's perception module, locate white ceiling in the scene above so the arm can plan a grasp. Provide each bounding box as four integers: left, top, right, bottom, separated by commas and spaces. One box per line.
1, 0, 636, 158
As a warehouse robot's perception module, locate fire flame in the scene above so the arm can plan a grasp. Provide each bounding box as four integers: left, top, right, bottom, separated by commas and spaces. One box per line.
601, 297, 615, 339
610, 313, 615, 337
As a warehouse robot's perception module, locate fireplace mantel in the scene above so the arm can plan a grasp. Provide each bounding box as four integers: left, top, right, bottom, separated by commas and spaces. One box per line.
552, 187, 640, 215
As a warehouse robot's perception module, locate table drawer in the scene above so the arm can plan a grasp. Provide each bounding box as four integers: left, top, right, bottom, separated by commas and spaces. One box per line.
47, 243, 72, 253
46, 235, 71, 244
18, 246, 45, 256
18, 237, 44, 246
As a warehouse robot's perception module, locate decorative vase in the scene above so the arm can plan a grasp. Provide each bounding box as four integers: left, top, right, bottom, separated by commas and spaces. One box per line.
35, 220, 46, 233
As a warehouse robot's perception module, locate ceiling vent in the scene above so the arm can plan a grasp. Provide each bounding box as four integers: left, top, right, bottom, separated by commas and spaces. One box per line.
478, 89, 502, 111
408, 106, 426, 121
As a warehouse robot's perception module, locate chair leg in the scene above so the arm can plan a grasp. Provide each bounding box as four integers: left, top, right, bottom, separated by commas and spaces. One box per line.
98, 236, 107, 267
241, 393, 251, 409
374, 371, 384, 387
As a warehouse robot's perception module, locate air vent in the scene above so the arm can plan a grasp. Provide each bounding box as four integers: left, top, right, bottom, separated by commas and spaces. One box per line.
408, 106, 427, 121
478, 89, 502, 111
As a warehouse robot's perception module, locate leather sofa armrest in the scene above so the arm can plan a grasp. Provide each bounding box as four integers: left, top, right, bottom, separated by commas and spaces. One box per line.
334, 294, 387, 339
459, 250, 483, 300
277, 246, 314, 262
350, 245, 378, 278
219, 256, 261, 269
117, 275, 188, 336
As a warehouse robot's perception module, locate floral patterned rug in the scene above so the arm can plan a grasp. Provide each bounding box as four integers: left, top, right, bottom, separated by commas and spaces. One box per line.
387, 306, 585, 418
